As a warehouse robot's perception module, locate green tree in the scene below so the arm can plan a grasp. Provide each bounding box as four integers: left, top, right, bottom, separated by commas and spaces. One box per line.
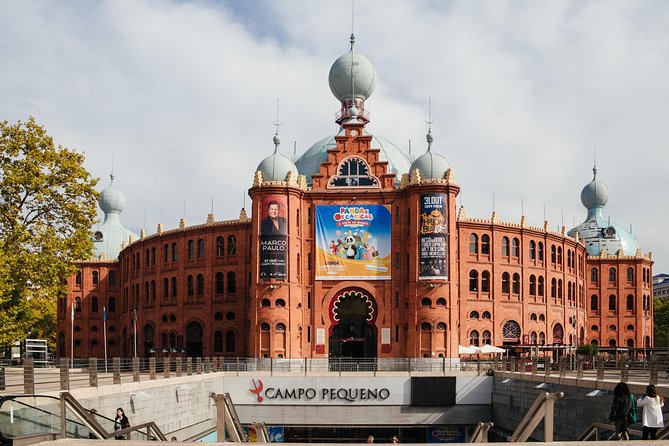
653, 297, 669, 348
0, 117, 98, 349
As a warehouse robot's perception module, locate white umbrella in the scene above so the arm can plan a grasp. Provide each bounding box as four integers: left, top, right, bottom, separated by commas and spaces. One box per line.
479, 344, 505, 354
458, 345, 480, 354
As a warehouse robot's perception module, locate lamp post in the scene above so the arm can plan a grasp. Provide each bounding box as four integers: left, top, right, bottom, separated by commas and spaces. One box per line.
641, 309, 649, 367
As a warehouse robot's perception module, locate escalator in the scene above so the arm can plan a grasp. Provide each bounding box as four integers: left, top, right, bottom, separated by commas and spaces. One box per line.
0, 393, 166, 446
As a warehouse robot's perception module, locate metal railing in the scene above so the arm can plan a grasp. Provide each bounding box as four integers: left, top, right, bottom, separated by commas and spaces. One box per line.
0, 357, 495, 394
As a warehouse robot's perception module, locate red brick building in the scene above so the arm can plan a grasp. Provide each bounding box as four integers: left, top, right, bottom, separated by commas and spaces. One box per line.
58, 37, 653, 360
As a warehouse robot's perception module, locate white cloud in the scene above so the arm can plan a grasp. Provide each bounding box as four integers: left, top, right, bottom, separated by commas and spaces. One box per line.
1, 0, 667, 272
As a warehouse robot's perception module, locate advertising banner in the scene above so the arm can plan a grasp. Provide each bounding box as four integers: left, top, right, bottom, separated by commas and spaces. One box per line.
418, 193, 448, 280
315, 205, 392, 280
427, 426, 466, 443
260, 195, 288, 280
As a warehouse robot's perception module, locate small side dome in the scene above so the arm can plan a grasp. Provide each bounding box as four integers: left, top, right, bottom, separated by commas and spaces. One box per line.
328, 35, 377, 102
256, 134, 298, 182
580, 166, 609, 209
99, 174, 126, 214
409, 131, 450, 180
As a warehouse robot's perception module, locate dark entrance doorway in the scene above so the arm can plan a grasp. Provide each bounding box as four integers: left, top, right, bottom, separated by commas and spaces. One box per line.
185, 321, 203, 358
329, 288, 377, 359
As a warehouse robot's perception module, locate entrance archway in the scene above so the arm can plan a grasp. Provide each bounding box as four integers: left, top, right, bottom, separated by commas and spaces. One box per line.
328, 288, 377, 358
185, 321, 203, 358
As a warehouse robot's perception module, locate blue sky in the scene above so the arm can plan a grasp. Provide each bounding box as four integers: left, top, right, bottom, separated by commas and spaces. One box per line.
1, 0, 668, 272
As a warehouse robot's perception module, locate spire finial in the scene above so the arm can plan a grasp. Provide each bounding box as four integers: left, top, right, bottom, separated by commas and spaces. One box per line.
350, 0, 355, 50
110, 151, 115, 183
273, 99, 281, 151
593, 146, 597, 179
425, 97, 434, 150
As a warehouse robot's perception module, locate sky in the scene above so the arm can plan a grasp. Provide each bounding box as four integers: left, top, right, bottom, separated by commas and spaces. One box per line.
1, 0, 668, 272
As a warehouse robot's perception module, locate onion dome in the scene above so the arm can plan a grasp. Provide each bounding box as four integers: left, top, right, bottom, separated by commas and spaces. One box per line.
580, 165, 609, 209
99, 174, 127, 213
409, 129, 450, 180
328, 34, 377, 102
568, 165, 639, 256
92, 174, 138, 260
256, 133, 298, 182
294, 128, 411, 186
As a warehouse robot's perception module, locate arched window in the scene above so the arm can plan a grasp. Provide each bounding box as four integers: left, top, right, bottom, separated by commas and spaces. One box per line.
591, 268, 598, 283
214, 331, 223, 352
591, 295, 598, 311
551, 278, 557, 299
215, 272, 224, 294
482, 330, 491, 345
260, 323, 270, 332
228, 236, 237, 255
108, 296, 116, 313
145, 249, 150, 267
470, 330, 479, 346
609, 324, 617, 332
469, 270, 478, 292
530, 332, 538, 344
481, 235, 490, 255
196, 274, 204, 296
275, 298, 286, 307
163, 278, 169, 300
502, 272, 510, 294
75, 271, 82, 285
481, 271, 490, 292
225, 331, 236, 353
626, 324, 635, 331
276, 323, 286, 332
436, 297, 446, 306
469, 311, 479, 319
75, 297, 82, 313
227, 272, 236, 293
421, 322, 432, 331
609, 267, 616, 283
609, 294, 616, 311
197, 239, 205, 258
186, 275, 194, 296
538, 276, 544, 297
539, 332, 545, 344
436, 322, 447, 330
591, 325, 599, 332
226, 312, 235, 321
91, 296, 99, 312
609, 339, 617, 347
261, 298, 271, 307
512, 238, 520, 257
151, 247, 156, 265
557, 247, 562, 265
552, 323, 564, 343
421, 297, 432, 307
482, 311, 491, 319
214, 312, 223, 321
163, 244, 169, 263
171, 277, 177, 297
503, 320, 521, 342
529, 275, 536, 296
92, 271, 99, 285
144, 282, 149, 303
530, 313, 537, 321
538, 242, 544, 261
529, 241, 536, 260
627, 267, 634, 283
626, 294, 634, 311
171, 243, 178, 262
512, 273, 520, 294
216, 237, 225, 256
501, 237, 509, 256
108, 271, 116, 286
151, 280, 156, 301
187, 240, 194, 260
469, 234, 478, 254
558, 279, 563, 303
551, 245, 556, 264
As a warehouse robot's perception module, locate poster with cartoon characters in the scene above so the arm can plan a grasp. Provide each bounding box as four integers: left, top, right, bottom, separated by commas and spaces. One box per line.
315, 205, 392, 280
419, 193, 448, 280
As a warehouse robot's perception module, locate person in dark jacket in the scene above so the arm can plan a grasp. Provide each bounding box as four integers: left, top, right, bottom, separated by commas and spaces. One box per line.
609, 382, 631, 440
114, 407, 130, 440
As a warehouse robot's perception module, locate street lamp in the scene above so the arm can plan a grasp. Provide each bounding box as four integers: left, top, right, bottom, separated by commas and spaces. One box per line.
641, 309, 650, 362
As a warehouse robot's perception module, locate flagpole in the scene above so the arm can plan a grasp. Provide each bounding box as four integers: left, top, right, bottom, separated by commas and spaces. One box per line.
70, 304, 74, 369
133, 308, 137, 358
103, 306, 108, 373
